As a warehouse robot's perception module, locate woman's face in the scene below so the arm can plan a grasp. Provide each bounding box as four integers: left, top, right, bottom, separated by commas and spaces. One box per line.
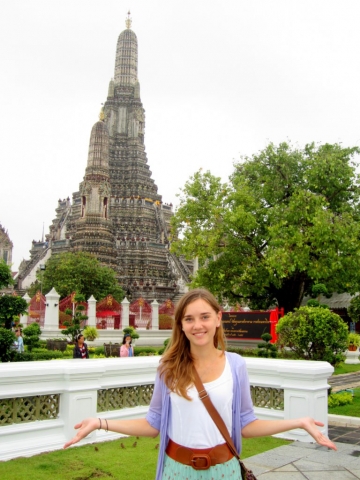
77, 335, 84, 345
181, 298, 221, 350
125, 336, 131, 344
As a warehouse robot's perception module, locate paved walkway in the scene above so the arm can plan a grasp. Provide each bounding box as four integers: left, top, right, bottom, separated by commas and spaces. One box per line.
245, 441, 360, 479
328, 372, 360, 392
243, 372, 360, 478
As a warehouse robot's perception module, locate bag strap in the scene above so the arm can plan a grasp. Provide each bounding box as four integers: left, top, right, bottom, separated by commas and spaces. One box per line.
192, 367, 240, 460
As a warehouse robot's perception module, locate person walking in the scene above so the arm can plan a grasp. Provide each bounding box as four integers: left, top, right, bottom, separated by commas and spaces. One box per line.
64, 288, 336, 479
120, 333, 134, 357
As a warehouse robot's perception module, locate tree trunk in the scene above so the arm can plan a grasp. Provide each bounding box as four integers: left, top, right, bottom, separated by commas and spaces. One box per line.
275, 273, 308, 313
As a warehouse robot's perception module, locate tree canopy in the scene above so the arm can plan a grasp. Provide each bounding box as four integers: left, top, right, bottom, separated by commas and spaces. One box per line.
0, 260, 27, 330
171, 142, 360, 312
27, 252, 124, 302
0, 260, 14, 289
0, 296, 28, 329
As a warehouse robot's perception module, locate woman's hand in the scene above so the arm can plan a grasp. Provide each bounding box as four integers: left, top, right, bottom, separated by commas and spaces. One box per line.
299, 417, 337, 451
63, 417, 99, 449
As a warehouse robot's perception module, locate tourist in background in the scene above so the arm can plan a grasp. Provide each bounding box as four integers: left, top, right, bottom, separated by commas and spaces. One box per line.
13, 328, 24, 353
73, 334, 89, 359
120, 333, 133, 357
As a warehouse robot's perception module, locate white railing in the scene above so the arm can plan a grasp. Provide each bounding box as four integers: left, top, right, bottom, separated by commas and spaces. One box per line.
0, 357, 333, 461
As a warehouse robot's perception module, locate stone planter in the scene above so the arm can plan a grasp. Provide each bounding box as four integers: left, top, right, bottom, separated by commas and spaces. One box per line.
46, 339, 68, 352
104, 343, 121, 357
345, 348, 360, 364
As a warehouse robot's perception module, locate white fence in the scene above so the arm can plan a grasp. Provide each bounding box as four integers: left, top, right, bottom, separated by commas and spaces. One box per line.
0, 357, 333, 461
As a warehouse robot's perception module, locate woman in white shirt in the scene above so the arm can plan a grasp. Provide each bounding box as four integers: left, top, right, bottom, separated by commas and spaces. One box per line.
64, 289, 336, 479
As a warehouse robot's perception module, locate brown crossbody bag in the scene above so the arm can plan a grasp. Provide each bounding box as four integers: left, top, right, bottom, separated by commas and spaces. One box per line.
193, 368, 257, 480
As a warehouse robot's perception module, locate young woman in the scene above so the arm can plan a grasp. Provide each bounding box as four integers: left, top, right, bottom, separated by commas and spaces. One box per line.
64, 289, 336, 479
120, 333, 134, 357
73, 333, 89, 359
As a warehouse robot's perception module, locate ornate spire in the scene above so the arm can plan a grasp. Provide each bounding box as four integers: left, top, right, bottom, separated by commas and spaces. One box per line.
99, 106, 105, 121
114, 14, 138, 86
126, 11, 132, 29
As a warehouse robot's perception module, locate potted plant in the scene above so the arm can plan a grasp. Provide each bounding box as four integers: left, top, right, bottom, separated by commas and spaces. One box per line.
347, 333, 360, 351
345, 332, 360, 365
83, 326, 98, 342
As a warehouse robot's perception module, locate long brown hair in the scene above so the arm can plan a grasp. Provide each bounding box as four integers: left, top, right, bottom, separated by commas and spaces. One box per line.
158, 288, 226, 399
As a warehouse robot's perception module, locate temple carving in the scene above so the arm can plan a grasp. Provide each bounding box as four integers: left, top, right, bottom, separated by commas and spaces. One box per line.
17, 14, 193, 302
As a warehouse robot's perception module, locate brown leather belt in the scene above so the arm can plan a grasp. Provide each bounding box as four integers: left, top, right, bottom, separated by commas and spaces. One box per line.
165, 438, 234, 470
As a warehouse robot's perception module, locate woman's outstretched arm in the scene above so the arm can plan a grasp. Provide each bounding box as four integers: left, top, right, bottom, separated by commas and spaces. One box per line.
241, 417, 337, 450
63, 417, 159, 449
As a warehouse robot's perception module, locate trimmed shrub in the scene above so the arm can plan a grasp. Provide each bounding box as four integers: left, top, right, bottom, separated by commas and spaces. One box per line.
226, 346, 259, 357
23, 323, 42, 352
158, 338, 171, 355
123, 326, 140, 341
12, 351, 34, 362
133, 346, 158, 356
256, 333, 278, 358
276, 306, 348, 365
94, 346, 105, 355
32, 349, 64, 360
159, 314, 173, 330
328, 392, 353, 408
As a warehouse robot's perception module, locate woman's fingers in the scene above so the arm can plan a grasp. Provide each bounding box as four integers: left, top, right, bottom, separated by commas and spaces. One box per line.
63, 418, 98, 449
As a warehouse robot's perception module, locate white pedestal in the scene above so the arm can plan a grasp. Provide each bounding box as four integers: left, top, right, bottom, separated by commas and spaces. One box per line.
345, 349, 360, 364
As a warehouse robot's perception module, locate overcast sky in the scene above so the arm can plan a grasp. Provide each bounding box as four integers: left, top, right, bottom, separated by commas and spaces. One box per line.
1, 0, 360, 270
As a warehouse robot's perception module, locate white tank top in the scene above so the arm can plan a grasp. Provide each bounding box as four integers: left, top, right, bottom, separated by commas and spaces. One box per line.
168, 356, 233, 448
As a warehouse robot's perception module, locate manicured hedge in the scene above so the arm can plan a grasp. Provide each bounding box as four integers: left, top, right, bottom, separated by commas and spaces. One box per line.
134, 346, 158, 356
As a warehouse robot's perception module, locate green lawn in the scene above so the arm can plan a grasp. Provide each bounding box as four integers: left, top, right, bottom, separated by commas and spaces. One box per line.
0, 435, 290, 480
333, 363, 360, 375
328, 388, 360, 417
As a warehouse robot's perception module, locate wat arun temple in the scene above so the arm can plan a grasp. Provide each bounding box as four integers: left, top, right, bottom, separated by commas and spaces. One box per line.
17, 14, 193, 302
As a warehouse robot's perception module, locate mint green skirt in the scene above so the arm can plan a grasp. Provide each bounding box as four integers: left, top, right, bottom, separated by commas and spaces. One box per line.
162, 453, 241, 479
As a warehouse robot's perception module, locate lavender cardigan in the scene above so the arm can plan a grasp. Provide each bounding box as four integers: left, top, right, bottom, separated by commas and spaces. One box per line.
146, 352, 257, 480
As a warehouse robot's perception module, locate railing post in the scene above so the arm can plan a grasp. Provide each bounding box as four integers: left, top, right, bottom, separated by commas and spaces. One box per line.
43, 288, 60, 331
121, 297, 130, 329
87, 295, 97, 327
20, 293, 31, 325
151, 299, 159, 330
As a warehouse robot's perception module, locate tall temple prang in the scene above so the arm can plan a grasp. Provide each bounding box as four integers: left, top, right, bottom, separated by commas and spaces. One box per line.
17, 14, 193, 302
0, 224, 13, 267
0, 224, 15, 294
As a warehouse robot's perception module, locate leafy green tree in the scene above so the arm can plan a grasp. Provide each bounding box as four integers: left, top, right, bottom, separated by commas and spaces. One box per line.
0, 261, 25, 330
171, 142, 360, 312
276, 306, 348, 365
0, 296, 28, 329
28, 252, 124, 302
348, 295, 360, 324
0, 260, 14, 289
0, 327, 16, 362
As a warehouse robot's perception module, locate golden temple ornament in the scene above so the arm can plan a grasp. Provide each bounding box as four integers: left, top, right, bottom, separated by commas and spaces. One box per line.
126, 11, 132, 29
